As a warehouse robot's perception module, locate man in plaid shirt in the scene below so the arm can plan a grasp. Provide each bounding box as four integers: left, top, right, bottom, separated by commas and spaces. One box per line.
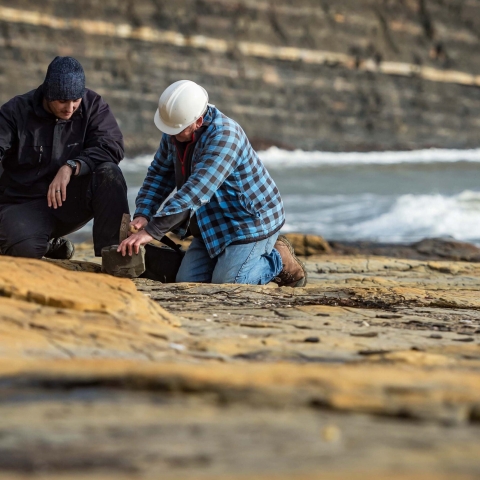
118, 80, 307, 287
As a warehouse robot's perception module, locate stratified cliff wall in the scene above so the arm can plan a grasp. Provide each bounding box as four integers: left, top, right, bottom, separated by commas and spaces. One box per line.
1, 0, 480, 154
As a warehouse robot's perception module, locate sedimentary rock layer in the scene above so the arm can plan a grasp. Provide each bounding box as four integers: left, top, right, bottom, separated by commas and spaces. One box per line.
0, 0, 480, 153
0, 256, 183, 359
1, 247, 480, 478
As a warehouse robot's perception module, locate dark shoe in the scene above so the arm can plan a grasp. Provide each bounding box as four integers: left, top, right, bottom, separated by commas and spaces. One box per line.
273, 235, 307, 287
44, 237, 75, 260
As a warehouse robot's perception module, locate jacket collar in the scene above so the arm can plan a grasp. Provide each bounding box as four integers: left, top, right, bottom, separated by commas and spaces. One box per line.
33, 84, 83, 121
202, 104, 215, 128
33, 85, 50, 118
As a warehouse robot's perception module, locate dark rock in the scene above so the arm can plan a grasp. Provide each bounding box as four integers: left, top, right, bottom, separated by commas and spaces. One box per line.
330, 238, 480, 262
413, 238, 480, 262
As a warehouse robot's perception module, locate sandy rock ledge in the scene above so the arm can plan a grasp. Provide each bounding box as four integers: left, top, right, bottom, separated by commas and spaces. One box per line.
0, 250, 479, 479
0, 256, 183, 360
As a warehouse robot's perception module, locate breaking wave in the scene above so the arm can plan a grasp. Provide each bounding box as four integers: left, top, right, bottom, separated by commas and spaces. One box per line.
259, 147, 480, 168
121, 147, 480, 172
282, 190, 480, 243
120, 154, 155, 172
118, 150, 480, 244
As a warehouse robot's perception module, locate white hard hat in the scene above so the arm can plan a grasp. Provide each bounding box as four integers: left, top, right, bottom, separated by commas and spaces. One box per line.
154, 80, 209, 135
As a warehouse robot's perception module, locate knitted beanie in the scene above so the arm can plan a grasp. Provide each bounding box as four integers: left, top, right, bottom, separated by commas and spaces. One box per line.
43, 56, 86, 101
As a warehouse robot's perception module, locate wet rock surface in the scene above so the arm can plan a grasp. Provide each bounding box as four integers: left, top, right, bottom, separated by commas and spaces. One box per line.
330, 237, 480, 262
1, 241, 480, 478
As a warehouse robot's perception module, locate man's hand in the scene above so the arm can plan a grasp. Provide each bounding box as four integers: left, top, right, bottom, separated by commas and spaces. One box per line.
128, 216, 148, 235
48, 165, 73, 208
117, 230, 153, 256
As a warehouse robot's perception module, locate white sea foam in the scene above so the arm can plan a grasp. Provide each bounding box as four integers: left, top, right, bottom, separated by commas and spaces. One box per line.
120, 154, 154, 172
121, 147, 480, 172
259, 146, 480, 168
282, 190, 480, 243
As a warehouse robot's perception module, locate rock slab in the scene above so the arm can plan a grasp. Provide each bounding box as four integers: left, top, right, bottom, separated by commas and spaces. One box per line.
1, 251, 480, 479
0, 256, 183, 360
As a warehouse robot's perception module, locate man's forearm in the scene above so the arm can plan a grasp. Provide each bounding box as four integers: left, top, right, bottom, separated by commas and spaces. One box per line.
144, 210, 190, 241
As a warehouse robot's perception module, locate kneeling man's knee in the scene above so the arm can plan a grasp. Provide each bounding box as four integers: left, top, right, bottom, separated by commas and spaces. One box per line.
94, 163, 125, 183
91, 162, 127, 195
5, 238, 48, 259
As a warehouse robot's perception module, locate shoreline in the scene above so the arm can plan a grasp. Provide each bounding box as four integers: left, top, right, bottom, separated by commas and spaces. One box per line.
69, 233, 480, 264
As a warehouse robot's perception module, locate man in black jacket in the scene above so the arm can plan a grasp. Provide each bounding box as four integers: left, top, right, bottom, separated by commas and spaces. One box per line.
0, 56, 129, 259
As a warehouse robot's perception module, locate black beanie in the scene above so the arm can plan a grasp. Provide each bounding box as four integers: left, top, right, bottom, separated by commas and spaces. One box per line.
43, 56, 86, 101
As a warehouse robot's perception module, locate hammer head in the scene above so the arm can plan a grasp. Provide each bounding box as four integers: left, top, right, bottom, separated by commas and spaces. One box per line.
101, 245, 146, 278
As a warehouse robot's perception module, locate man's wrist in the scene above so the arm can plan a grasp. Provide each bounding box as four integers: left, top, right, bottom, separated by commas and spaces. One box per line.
144, 223, 167, 242
60, 164, 74, 176
65, 159, 79, 176
133, 215, 150, 224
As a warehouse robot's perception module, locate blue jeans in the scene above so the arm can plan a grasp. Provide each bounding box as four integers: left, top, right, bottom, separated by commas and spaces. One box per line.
176, 233, 282, 284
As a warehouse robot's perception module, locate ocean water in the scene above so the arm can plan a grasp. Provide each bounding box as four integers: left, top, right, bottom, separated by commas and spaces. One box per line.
114, 147, 480, 245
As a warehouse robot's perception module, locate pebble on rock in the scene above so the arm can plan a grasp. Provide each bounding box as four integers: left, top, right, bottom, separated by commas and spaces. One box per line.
350, 332, 378, 338
322, 425, 341, 443
304, 336, 320, 343
350, 332, 379, 338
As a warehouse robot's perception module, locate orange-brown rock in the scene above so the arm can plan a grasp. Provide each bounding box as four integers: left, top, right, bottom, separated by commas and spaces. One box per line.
2, 357, 480, 423
1, 249, 480, 479
0, 256, 184, 360
283, 233, 332, 255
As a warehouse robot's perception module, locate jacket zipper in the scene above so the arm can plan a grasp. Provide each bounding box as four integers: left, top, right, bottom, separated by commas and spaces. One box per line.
36, 146, 43, 175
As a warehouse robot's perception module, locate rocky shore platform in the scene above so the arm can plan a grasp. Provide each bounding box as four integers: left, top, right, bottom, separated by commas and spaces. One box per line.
1, 234, 480, 479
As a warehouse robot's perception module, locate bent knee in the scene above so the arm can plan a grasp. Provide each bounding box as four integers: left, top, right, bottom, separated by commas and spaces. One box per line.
94, 162, 122, 177
4, 238, 49, 259
93, 163, 126, 185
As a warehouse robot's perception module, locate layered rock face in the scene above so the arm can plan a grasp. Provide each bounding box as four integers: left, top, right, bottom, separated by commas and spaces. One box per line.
0, 0, 480, 154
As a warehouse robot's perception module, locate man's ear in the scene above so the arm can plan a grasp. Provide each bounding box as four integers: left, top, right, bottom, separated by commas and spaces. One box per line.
196, 116, 204, 127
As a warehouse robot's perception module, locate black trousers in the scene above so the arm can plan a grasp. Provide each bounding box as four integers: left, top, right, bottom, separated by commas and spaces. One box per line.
0, 163, 129, 258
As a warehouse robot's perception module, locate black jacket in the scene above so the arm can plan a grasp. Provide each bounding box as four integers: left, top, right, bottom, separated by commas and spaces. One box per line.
0, 85, 124, 200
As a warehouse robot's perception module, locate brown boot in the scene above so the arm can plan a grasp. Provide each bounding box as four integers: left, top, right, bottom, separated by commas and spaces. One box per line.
273, 235, 307, 287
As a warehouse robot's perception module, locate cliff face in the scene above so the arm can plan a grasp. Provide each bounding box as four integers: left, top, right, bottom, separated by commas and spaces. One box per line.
1, 0, 480, 154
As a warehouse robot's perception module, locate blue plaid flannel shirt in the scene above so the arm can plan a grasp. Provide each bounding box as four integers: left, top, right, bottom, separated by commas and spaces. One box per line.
134, 105, 285, 258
